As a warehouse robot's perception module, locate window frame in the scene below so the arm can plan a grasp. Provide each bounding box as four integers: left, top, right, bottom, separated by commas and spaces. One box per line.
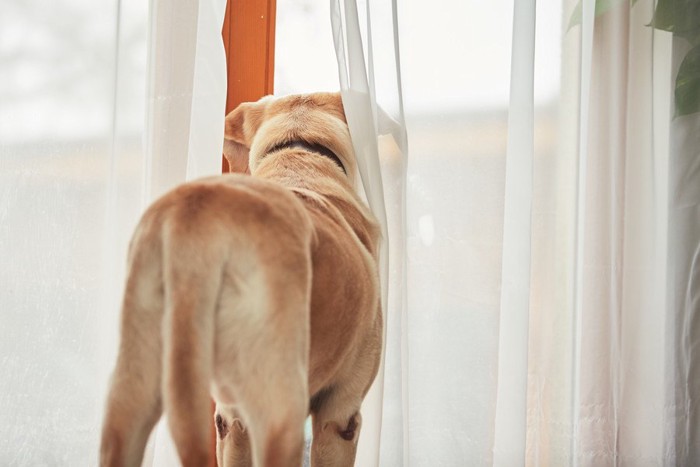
221, 0, 277, 173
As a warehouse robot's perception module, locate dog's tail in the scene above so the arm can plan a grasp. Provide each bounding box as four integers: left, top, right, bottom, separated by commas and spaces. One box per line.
161, 190, 224, 467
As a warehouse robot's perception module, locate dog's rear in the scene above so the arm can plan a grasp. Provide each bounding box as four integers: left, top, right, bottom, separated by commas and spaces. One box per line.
101, 178, 314, 467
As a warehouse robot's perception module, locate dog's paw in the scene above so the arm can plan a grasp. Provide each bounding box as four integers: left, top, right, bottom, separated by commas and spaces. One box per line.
338, 413, 360, 441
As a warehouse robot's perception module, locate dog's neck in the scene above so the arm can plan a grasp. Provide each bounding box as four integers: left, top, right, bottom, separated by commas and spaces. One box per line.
253, 142, 379, 258
266, 141, 346, 175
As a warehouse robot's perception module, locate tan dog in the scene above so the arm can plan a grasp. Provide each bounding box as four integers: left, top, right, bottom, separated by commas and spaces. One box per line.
100, 92, 382, 467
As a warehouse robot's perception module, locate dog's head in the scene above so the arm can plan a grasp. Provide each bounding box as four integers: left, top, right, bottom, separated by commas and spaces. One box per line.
223, 92, 357, 185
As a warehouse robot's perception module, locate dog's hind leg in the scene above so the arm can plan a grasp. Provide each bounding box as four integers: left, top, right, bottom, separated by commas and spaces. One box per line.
233, 250, 312, 467
161, 222, 223, 467
238, 338, 308, 467
100, 237, 164, 467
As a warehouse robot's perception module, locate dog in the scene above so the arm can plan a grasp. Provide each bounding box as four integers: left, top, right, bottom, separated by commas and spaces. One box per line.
100, 92, 382, 467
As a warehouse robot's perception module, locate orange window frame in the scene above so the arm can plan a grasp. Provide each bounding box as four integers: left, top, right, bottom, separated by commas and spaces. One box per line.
221, 0, 277, 173
211, 1, 277, 464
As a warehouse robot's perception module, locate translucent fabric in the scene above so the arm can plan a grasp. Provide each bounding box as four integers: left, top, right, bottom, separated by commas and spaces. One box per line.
1, 0, 149, 463
325, 0, 698, 465
328, 1, 410, 466
527, 1, 673, 464
0, 0, 226, 464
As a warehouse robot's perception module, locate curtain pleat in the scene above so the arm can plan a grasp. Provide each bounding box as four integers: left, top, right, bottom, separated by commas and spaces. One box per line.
330, 1, 408, 466
571, 0, 595, 457
491, 0, 536, 464
145, 0, 226, 202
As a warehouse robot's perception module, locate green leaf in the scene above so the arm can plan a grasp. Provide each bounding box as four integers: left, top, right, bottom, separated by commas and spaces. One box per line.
649, 0, 700, 44
674, 0, 700, 43
649, 0, 674, 30
675, 44, 700, 117
567, 0, 627, 31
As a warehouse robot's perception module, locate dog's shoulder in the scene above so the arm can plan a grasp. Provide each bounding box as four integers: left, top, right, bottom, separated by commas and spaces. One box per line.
290, 187, 380, 260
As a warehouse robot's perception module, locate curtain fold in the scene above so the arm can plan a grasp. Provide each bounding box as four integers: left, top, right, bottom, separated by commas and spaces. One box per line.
491, 0, 536, 463
330, 1, 408, 466
563, 1, 672, 464
145, 0, 227, 201
523, 0, 674, 464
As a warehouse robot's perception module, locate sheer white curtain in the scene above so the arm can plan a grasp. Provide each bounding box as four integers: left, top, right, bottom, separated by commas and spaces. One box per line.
1, 0, 148, 462
329, 1, 407, 466
0, 0, 225, 464
328, 0, 699, 465
526, 0, 672, 463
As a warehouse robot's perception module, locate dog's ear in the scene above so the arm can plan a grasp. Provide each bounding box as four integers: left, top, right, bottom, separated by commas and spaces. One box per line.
223, 139, 250, 173
223, 100, 266, 173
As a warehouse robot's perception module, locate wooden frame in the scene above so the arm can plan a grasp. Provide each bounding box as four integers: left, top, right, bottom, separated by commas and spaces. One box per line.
221, 0, 277, 173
